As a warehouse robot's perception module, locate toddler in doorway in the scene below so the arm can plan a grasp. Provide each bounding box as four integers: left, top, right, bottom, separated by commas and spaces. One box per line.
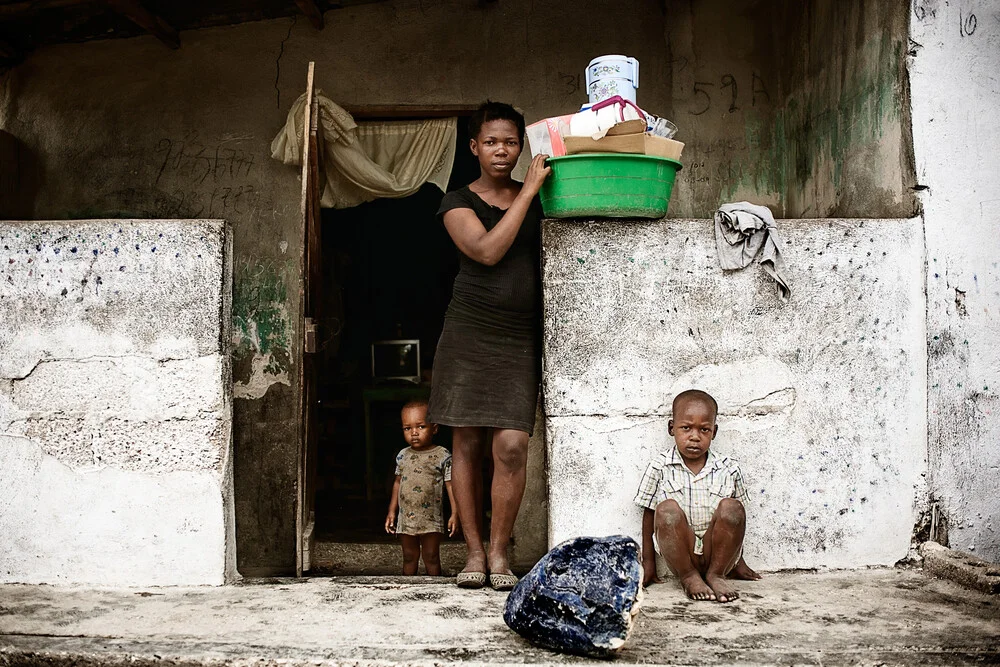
634, 389, 761, 602
385, 400, 459, 575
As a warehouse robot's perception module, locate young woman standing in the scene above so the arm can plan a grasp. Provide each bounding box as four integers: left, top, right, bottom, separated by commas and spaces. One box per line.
427, 101, 550, 590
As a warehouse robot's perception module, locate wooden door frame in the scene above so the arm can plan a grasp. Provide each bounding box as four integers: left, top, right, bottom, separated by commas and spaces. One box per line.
296, 98, 478, 575
296, 62, 322, 576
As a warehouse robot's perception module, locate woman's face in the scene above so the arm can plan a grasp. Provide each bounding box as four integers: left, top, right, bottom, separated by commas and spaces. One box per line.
471, 119, 522, 179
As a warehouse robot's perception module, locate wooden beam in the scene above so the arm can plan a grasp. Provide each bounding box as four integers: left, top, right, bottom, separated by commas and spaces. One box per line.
293, 0, 323, 30
342, 104, 479, 119
104, 0, 179, 49
0, 0, 96, 18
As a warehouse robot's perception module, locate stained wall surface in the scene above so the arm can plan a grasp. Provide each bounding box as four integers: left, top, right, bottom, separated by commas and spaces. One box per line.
0, 0, 924, 572
0, 0, 677, 574
542, 218, 927, 570
665, 0, 916, 218
910, 0, 1000, 562
0, 219, 236, 586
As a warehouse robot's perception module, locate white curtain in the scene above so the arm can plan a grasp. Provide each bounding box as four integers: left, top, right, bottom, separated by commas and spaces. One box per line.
271, 90, 457, 209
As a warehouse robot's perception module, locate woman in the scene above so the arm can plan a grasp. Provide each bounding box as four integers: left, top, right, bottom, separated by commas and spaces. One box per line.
427, 101, 550, 590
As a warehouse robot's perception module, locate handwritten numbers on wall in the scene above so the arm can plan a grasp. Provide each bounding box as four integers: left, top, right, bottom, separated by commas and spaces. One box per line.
688, 72, 770, 116
558, 72, 582, 96
959, 9, 977, 37
913, 0, 935, 21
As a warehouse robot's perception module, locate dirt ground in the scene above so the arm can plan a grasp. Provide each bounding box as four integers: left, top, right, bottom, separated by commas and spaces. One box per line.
1, 568, 998, 666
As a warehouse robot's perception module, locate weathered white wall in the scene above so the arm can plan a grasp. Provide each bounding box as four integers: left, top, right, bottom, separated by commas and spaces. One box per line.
0, 0, 925, 572
0, 0, 678, 572
543, 218, 927, 570
0, 220, 236, 586
910, 0, 1000, 561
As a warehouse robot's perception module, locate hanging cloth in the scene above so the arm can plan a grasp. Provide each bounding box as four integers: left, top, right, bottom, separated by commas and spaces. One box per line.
271, 90, 457, 209
714, 201, 792, 301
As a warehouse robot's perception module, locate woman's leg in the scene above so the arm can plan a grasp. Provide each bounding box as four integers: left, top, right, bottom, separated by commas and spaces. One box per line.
452, 426, 488, 573
400, 534, 420, 575
419, 532, 443, 576
487, 427, 529, 576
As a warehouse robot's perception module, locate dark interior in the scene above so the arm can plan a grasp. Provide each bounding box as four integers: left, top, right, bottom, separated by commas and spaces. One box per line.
314, 117, 481, 543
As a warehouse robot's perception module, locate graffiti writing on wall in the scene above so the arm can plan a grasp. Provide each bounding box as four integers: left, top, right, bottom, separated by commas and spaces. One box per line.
687, 72, 771, 116
154, 135, 255, 186
163, 185, 262, 219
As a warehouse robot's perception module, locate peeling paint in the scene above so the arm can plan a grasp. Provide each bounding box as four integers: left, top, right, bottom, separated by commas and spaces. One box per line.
232, 259, 292, 396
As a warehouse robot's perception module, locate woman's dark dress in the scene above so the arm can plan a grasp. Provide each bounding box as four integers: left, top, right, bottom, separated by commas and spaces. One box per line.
427, 186, 543, 435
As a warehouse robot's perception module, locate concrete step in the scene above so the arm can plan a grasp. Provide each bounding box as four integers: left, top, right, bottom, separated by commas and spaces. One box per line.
2, 569, 999, 666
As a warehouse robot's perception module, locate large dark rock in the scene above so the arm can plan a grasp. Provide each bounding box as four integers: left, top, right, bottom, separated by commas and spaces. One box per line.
503, 535, 643, 657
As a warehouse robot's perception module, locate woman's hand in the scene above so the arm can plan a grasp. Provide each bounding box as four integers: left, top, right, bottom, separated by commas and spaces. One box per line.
384, 514, 396, 534
521, 154, 552, 196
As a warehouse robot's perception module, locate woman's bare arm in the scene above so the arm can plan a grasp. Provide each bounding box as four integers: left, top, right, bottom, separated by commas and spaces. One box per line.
443, 155, 550, 266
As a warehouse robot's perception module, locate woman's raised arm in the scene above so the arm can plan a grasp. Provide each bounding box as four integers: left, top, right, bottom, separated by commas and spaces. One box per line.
442, 155, 550, 266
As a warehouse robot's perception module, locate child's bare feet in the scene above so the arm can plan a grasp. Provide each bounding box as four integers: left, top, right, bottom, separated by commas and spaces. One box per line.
681, 572, 716, 601
705, 573, 739, 603
729, 557, 761, 580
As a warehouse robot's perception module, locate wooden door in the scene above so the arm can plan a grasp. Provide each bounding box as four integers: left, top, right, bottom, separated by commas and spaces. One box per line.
297, 62, 323, 576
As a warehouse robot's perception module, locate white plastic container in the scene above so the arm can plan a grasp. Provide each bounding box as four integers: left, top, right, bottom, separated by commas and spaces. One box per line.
568, 96, 645, 138
586, 55, 639, 105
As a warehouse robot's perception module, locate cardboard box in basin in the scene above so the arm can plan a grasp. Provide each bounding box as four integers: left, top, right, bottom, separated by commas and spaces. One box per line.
564, 132, 684, 160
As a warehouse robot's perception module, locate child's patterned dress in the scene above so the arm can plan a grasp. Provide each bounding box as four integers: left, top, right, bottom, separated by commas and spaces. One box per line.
394, 445, 452, 535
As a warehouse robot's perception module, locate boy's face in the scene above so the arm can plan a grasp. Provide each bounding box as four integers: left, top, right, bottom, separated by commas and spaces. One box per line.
667, 397, 718, 466
401, 406, 437, 449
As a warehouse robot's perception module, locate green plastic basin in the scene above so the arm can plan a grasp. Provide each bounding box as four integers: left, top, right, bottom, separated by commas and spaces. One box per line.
539, 153, 683, 219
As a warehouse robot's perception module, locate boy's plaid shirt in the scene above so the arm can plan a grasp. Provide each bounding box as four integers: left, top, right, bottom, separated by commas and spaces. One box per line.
633, 447, 750, 540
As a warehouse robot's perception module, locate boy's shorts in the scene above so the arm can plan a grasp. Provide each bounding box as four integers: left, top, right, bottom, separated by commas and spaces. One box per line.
653, 529, 708, 557
653, 529, 742, 571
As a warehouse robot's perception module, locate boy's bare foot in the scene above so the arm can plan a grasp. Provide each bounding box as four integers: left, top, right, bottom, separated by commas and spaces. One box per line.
729, 557, 761, 580
680, 572, 716, 601
706, 573, 739, 603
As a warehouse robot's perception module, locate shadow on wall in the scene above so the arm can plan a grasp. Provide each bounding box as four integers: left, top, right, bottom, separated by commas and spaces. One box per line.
0, 130, 40, 218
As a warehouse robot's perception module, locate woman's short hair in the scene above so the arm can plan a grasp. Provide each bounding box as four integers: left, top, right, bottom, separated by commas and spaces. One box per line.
468, 101, 525, 145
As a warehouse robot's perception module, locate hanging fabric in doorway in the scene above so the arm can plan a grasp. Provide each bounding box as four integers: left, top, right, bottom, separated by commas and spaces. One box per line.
271, 91, 457, 209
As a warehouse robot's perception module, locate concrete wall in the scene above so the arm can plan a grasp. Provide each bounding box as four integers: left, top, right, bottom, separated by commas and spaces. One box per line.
0, 219, 235, 586
664, 0, 916, 219
910, 0, 1000, 562
0, 0, 679, 573
543, 218, 927, 570
0, 0, 932, 572
776, 0, 917, 218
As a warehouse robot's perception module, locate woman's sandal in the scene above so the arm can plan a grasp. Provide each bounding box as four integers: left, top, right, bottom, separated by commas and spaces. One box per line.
489, 572, 518, 591
456, 571, 487, 589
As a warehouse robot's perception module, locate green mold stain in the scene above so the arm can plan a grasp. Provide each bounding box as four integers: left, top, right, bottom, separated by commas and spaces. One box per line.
719, 32, 905, 209
232, 261, 291, 375
782, 35, 904, 190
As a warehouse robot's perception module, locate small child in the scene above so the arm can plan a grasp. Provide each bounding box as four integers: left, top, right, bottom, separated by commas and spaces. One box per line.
634, 389, 761, 602
385, 400, 458, 575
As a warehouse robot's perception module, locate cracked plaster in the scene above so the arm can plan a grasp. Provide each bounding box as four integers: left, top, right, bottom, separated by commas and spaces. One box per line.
542, 217, 927, 570
0, 219, 235, 585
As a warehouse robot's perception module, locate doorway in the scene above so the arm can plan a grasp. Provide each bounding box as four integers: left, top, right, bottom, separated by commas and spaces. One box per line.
309, 115, 480, 573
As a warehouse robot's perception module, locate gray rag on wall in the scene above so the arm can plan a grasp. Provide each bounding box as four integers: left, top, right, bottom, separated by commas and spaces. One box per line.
714, 202, 791, 301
